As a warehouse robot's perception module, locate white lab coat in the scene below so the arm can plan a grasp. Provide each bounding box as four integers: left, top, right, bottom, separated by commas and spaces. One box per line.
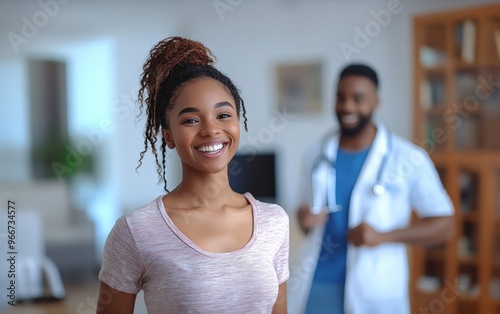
288, 123, 454, 314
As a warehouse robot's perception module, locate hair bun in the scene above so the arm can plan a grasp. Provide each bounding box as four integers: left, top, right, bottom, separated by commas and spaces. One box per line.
140, 37, 215, 110
148, 36, 215, 74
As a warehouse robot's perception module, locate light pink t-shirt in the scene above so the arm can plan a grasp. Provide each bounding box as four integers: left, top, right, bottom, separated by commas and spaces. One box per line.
99, 193, 289, 314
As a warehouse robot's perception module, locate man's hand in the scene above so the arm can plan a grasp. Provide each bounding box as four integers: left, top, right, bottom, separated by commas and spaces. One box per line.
297, 204, 328, 234
348, 223, 387, 247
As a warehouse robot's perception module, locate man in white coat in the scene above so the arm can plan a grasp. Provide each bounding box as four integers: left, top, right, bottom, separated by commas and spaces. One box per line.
292, 64, 454, 314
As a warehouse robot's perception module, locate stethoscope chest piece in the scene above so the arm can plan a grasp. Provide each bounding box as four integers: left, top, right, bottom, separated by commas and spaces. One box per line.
372, 183, 385, 196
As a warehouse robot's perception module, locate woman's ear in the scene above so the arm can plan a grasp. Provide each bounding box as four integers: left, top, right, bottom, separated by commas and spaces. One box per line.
162, 129, 175, 149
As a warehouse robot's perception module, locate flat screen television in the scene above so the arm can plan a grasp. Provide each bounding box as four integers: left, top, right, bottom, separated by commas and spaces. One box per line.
228, 153, 276, 203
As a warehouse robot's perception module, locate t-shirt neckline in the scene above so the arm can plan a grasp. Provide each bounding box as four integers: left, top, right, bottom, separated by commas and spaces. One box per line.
157, 192, 258, 257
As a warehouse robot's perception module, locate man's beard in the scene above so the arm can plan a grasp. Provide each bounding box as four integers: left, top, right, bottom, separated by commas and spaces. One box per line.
337, 113, 372, 137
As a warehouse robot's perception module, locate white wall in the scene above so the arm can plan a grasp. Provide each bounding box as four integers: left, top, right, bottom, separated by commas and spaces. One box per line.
0, 60, 30, 181
171, 0, 498, 213
0, 0, 497, 242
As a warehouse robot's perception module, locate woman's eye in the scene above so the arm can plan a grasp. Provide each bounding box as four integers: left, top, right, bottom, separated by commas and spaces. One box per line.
218, 113, 231, 119
182, 118, 198, 124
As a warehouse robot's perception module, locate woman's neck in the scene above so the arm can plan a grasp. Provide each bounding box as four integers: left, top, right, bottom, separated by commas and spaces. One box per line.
172, 166, 235, 209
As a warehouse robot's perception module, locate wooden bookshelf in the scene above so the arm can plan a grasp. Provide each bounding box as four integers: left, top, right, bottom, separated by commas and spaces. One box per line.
411, 5, 500, 314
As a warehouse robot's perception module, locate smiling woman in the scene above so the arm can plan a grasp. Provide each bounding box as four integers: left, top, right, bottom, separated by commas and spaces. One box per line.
96, 37, 289, 314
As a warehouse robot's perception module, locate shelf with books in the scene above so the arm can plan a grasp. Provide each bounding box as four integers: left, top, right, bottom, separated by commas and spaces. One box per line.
454, 115, 480, 151
490, 269, 500, 302
456, 264, 480, 298
483, 16, 500, 63
420, 23, 449, 68
457, 222, 478, 260
424, 116, 448, 152
454, 19, 478, 65
459, 170, 479, 212
421, 73, 447, 110
415, 259, 446, 295
413, 6, 500, 313
453, 112, 500, 151
421, 259, 446, 285
455, 69, 480, 103
454, 68, 500, 104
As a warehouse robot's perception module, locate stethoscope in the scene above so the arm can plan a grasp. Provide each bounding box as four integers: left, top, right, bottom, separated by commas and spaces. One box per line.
310, 129, 393, 214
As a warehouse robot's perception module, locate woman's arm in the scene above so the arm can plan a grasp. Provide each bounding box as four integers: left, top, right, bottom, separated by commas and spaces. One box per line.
96, 281, 137, 314
272, 282, 287, 314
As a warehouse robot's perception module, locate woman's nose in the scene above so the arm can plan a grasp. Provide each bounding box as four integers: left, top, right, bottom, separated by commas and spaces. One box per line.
199, 120, 220, 137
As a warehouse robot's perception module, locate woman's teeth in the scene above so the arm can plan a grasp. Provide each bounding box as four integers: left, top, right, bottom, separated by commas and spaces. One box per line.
197, 143, 224, 153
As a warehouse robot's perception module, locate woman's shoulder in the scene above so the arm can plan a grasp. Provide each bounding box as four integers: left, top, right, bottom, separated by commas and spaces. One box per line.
117, 196, 164, 229
244, 193, 289, 224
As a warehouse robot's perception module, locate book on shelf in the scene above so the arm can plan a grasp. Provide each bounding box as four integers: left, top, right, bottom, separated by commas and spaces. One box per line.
459, 171, 478, 212
430, 78, 445, 106
455, 118, 479, 150
462, 19, 476, 63
455, 72, 478, 101
420, 78, 445, 108
420, 80, 431, 109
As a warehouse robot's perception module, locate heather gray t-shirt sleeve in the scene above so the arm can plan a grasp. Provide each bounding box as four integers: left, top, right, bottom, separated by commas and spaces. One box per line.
98, 194, 289, 313
99, 216, 143, 294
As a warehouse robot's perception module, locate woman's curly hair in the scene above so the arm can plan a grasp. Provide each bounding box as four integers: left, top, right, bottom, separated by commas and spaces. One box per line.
136, 36, 248, 192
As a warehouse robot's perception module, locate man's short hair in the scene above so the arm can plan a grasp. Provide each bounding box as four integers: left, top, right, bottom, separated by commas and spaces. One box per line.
339, 64, 378, 89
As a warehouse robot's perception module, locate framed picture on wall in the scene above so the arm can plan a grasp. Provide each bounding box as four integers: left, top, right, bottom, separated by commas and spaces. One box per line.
275, 61, 323, 114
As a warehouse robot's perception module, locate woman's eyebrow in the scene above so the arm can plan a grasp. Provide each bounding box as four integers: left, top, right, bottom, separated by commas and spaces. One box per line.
177, 101, 234, 117
177, 107, 199, 117
214, 101, 234, 109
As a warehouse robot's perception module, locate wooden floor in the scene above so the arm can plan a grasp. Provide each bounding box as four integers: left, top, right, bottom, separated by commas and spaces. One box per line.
4, 282, 147, 314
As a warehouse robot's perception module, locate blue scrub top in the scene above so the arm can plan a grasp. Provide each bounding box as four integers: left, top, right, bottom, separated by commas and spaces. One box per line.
306, 146, 370, 314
